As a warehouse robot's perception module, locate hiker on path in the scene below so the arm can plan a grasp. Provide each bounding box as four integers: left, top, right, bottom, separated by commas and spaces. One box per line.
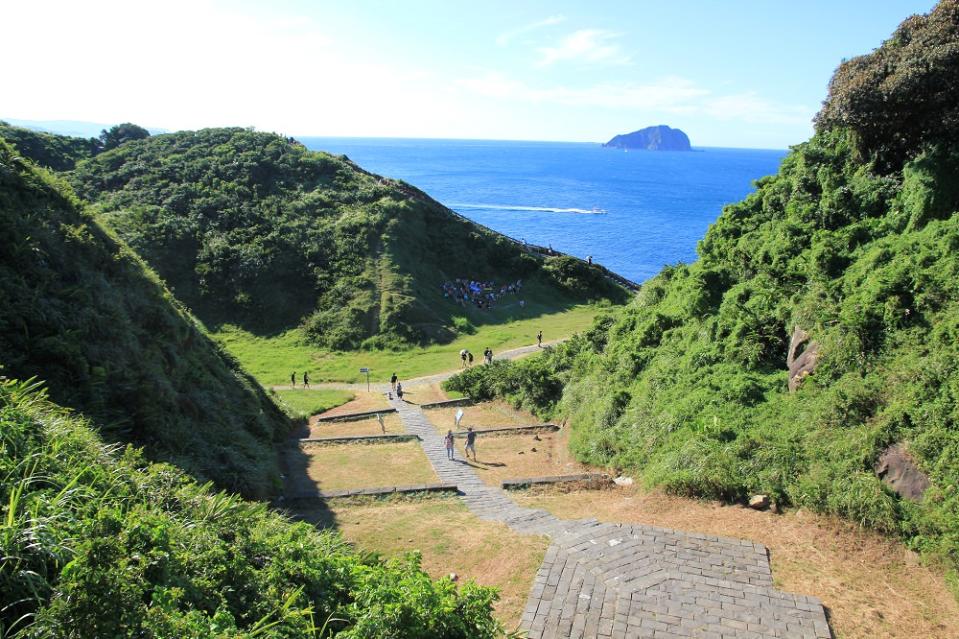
390, 372, 398, 392
396, 382, 404, 402
537, 330, 543, 347
467, 351, 474, 367
303, 372, 309, 388
484, 347, 493, 365
587, 255, 593, 265
465, 427, 477, 461
290, 372, 296, 387
444, 429, 455, 460
460, 349, 468, 368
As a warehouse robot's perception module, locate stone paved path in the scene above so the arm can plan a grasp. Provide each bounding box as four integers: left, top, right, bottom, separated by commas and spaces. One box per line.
387, 396, 832, 639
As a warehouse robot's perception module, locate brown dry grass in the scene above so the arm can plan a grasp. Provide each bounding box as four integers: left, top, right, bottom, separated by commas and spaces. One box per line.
307, 413, 405, 438
301, 497, 548, 630
287, 441, 437, 492
427, 400, 540, 434
315, 391, 391, 418
400, 382, 449, 405
514, 487, 959, 639
449, 427, 594, 487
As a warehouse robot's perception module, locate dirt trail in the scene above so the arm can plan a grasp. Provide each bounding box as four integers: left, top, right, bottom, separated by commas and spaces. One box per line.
270, 338, 565, 392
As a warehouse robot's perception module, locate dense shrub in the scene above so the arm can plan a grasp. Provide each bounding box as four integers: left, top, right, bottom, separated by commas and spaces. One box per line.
0, 379, 500, 638
0, 139, 288, 498
454, 1, 959, 587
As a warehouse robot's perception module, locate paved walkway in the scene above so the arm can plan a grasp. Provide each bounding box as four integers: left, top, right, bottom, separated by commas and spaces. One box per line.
271, 339, 566, 392
387, 396, 831, 639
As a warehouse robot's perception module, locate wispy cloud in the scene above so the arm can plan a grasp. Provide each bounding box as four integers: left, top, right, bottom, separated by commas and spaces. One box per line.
496, 15, 566, 46
535, 29, 630, 67
458, 71, 814, 126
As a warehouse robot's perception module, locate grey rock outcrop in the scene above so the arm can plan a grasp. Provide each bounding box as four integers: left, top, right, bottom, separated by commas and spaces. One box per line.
787, 326, 821, 392
603, 125, 692, 151
876, 443, 930, 501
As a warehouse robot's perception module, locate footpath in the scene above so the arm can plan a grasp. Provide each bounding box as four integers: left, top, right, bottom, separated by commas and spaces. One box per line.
387, 396, 831, 639
271, 339, 566, 392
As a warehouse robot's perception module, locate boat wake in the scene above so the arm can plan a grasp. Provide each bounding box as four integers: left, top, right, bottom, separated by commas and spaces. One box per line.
452, 203, 606, 215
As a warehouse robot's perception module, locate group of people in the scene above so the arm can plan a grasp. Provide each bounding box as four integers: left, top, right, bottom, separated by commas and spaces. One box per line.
459, 347, 496, 367
444, 427, 476, 461
289, 371, 310, 388
390, 372, 403, 400
441, 278, 524, 310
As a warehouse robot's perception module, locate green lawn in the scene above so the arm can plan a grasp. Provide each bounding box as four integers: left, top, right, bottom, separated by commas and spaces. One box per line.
272, 389, 354, 419
214, 302, 604, 385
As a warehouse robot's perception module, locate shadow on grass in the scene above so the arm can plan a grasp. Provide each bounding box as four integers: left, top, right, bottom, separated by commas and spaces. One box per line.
275, 431, 341, 531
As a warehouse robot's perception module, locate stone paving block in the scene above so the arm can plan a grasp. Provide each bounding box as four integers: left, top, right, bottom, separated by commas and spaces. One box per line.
384, 396, 832, 639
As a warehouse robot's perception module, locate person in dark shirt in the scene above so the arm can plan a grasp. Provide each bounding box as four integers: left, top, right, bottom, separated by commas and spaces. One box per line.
465, 427, 477, 461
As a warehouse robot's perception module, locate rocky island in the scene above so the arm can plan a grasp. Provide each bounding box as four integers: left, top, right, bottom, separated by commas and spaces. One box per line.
603, 124, 692, 151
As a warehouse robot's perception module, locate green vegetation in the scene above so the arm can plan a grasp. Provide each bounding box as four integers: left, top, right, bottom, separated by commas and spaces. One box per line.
216, 301, 602, 385
447, 1, 959, 584
0, 379, 501, 638
0, 121, 151, 171
0, 138, 288, 498
66, 127, 625, 350
274, 389, 354, 419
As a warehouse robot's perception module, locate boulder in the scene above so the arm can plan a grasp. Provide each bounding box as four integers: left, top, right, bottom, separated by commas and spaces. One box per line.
613, 476, 634, 486
787, 326, 821, 392
748, 494, 771, 510
875, 443, 930, 501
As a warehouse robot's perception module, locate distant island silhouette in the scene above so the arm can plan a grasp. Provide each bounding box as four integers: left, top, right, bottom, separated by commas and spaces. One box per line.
603, 125, 691, 151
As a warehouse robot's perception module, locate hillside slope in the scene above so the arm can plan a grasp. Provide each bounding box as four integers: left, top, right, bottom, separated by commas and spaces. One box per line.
0, 379, 499, 638
0, 138, 288, 498
66, 128, 625, 349
448, 0, 959, 581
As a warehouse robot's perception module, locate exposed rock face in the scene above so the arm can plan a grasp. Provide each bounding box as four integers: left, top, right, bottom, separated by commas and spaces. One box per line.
876, 443, 930, 501
787, 326, 821, 392
748, 495, 771, 510
603, 125, 692, 151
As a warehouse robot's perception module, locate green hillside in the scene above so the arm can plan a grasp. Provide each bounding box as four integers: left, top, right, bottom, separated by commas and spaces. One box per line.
0, 138, 288, 498
447, 1, 959, 583
66, 127, 625, 350
0, 121, 98, 171
0, 379, 499, 638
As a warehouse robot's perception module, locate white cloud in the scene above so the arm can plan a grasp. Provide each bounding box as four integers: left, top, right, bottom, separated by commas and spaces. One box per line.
496, 15, 566, 46
458, 71, 814, 127
535, 29, 631, 67
704, 92, 813, 125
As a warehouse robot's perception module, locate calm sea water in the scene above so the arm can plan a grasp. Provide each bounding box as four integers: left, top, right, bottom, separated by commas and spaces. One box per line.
300, 138, 786, 283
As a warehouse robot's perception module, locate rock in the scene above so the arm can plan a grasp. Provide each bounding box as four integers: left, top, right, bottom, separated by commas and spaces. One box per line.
613, 476, 634, 486
787, 326, 821, 392
448, 572, 458, 582
531, 447, 537, 453
875, 443, 930, 501
533, 435, 541, 441
603, 125, 692, 151
749, 495, 771, 510
518, 451, 524, 455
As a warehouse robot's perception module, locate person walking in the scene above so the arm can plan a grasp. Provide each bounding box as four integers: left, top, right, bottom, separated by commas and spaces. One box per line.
444, 429, 455, 460
290, 371, 296, 388
465, 427, 477, 461
537, 330, 543, 347
467, 351, 474, 367
303, 371, 309, 389
396, 382, 404, 402
460, 349, 468, 368
390, 372, 398, 392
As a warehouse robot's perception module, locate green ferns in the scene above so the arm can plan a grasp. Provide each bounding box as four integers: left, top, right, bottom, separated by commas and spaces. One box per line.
0, 379, 500, 638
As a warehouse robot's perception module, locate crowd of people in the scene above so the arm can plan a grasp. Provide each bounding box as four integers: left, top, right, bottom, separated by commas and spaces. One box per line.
441, 278, 524, 310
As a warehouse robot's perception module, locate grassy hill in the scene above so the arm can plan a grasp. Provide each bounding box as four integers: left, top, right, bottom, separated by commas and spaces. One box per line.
0, 378, 499, 638
0, 138, 289, 498
447, 0, 959, 586
65, 127, 625, 350
0, 121, 97, 171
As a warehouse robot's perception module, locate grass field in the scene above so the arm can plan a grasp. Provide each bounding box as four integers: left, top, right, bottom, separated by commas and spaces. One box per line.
286, 441, 437, 492
213, 302, 603, 385
514, 487, 959, 639
297, 497, 549, 629
308, 414, 405, 438
272, 389, 354, 419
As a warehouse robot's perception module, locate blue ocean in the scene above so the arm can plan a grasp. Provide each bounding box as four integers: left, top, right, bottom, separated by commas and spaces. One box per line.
300, 138, 786, 283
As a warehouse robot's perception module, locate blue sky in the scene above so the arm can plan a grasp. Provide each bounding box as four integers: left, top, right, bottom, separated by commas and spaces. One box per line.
5, 0, 937, 148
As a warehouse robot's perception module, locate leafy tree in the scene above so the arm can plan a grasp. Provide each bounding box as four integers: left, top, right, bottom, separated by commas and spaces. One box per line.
98, 122, 150, 150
